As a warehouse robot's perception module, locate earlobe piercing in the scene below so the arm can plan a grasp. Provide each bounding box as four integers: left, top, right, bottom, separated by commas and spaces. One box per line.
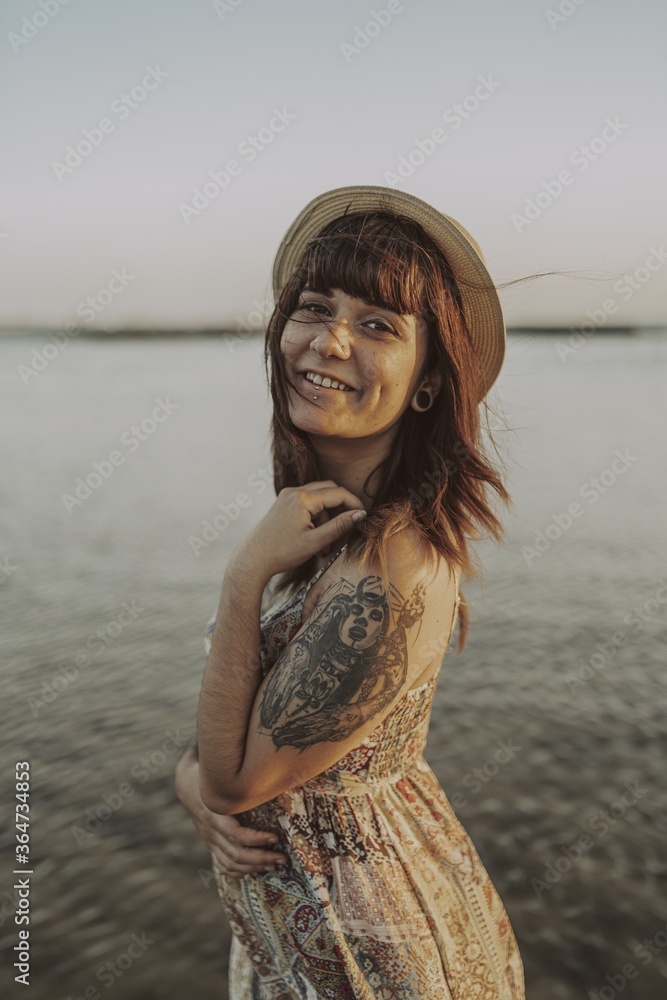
415, 389, 432, 411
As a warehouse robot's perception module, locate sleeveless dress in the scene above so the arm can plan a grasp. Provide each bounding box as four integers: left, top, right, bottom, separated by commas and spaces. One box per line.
203, 544, 525, 999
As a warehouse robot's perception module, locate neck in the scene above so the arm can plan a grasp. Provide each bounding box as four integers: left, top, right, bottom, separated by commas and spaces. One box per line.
307, 426, 396, 510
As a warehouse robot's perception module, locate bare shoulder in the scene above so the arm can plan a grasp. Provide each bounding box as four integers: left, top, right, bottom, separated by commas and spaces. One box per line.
382, 526, 453, 585
305, 526, 458, 671
323, 525, 455, 601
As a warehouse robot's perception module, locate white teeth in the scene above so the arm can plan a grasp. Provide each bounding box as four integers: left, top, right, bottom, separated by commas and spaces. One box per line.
305, 371, 352, 392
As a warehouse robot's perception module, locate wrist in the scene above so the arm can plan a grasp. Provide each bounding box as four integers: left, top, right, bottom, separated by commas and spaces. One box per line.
226, 543, 273, 590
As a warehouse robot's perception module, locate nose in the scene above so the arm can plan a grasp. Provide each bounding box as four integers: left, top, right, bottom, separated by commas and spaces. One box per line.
309, 318, 351, 359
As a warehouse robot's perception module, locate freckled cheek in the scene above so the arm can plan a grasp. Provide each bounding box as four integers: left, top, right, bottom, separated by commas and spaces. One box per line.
373, 359, 408, 397
280, 326, 300, 356
359, 369, 391, 400
363, 380, 401, 406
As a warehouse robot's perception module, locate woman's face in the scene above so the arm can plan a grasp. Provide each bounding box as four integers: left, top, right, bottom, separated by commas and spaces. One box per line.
280, 286, 432, 439
339, 594, 387, 650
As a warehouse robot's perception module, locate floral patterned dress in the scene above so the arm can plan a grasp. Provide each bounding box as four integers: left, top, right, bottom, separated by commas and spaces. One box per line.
203, 544, 525, 999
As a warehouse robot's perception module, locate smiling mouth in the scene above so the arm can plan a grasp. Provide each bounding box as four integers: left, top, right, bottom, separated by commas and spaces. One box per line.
299, 372, 356, 396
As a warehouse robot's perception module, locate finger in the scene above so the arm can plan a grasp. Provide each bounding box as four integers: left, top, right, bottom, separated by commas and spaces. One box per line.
218, 817, 283, 850
310, 508, 367, 548
285, 481, 338, 494
299, 480, 339, 490
211, 833, 288, 867
212, 854, 279, 875
300, 486, 366, 515
209, 832, 283, 864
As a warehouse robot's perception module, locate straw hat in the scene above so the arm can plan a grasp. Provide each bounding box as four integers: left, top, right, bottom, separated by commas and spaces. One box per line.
271, 184, 505, 400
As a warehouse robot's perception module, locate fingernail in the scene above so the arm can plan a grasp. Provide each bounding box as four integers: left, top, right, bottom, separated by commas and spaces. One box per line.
352, 510, 367, 522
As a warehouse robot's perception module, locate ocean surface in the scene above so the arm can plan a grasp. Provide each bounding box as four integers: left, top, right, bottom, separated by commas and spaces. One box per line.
1, 331, 666, 999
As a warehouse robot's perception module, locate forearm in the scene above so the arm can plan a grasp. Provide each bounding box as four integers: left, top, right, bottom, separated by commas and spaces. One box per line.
174, 740, 197, 802
196, 550, 269, 808
173, 734, 198, 784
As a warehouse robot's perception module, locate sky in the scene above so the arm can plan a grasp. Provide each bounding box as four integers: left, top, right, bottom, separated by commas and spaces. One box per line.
0, 0, 665, 331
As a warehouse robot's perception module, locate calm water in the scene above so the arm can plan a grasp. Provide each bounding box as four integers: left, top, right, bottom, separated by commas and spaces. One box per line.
1, 331, 666, 999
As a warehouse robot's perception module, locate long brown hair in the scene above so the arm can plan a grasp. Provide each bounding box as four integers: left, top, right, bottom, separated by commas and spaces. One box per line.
263, 209, 515, 654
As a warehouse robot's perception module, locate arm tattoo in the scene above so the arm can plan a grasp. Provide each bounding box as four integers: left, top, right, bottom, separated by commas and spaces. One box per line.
257, 573, 426, 752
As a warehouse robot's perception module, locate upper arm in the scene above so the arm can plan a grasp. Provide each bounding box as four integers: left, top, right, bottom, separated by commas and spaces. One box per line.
213, 533, 457, 814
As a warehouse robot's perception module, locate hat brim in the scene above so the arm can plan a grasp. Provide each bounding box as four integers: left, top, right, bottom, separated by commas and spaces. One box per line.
272, 185, 506, 400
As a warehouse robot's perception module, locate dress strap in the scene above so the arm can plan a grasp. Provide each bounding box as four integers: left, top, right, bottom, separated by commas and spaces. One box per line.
301, 542, 348, 604
322, 541, 349, 573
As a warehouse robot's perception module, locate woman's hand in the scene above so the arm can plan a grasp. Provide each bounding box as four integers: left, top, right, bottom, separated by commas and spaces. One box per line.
234, 480, 366, 582
175, 750, 289, 876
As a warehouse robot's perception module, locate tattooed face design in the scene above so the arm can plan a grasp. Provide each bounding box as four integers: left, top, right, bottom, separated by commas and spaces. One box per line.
338, 577, 387, 650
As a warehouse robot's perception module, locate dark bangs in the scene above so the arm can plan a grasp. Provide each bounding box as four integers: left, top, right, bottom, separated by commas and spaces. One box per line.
292, 211, 447, 321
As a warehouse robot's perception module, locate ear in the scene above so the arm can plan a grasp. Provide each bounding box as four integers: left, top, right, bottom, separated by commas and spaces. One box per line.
425, 367, 443, 399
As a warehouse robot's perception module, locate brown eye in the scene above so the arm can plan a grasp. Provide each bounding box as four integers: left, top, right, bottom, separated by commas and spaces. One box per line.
298, 301, 329, 315
366, 319, 394, 334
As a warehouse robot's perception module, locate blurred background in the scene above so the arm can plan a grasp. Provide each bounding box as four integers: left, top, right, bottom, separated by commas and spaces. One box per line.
1, 1, 666, 997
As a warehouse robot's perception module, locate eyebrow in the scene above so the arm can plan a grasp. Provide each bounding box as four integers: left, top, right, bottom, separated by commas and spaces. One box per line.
301, 285, 406, 317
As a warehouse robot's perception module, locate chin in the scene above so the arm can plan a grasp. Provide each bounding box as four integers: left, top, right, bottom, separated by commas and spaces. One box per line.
291, 414, 341, 435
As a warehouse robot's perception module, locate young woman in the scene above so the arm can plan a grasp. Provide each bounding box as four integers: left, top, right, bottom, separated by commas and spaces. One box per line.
175, 185, 525, 998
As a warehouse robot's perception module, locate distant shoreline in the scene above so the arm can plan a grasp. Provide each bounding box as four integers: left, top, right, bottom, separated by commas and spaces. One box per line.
0, 325, 664, 338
